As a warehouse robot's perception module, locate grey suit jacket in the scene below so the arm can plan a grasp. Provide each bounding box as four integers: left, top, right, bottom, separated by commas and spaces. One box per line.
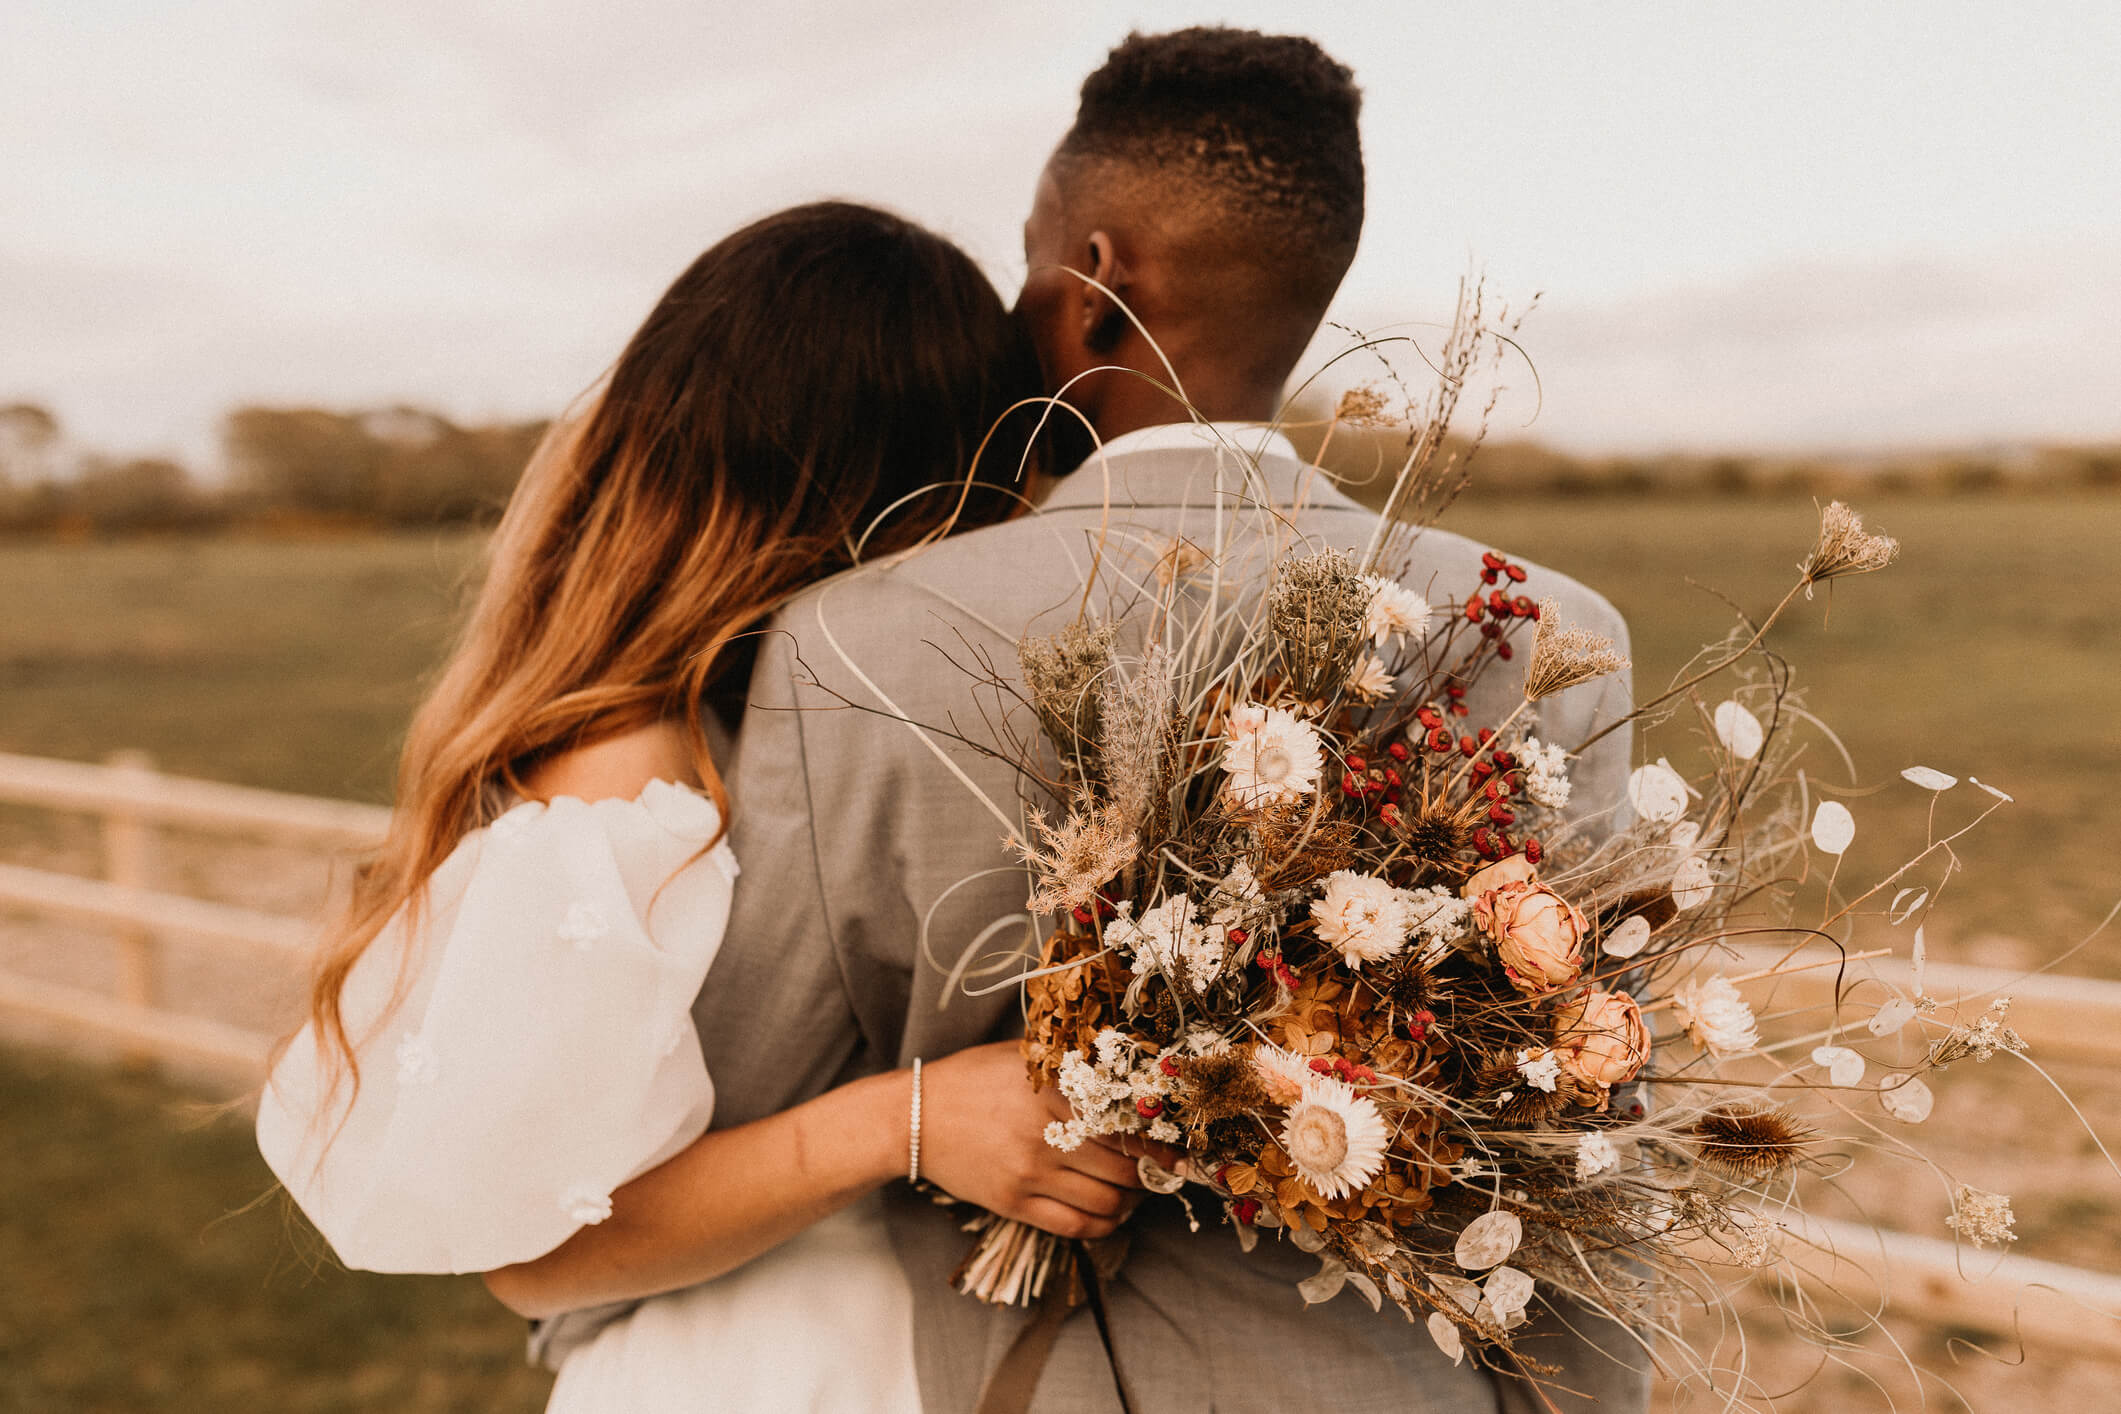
545, 435, 1648, 1411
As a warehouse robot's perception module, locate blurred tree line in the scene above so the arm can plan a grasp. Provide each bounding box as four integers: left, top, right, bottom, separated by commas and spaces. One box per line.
2, 395, 2115, 538
0, 402, 549, 535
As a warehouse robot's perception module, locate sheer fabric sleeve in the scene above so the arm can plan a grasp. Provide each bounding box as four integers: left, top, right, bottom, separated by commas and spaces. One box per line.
256, 780, 737, 1274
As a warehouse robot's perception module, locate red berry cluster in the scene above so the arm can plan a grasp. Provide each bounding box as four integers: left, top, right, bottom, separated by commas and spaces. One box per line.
1406, 1006, 1438, 1042
1463, 558, 1540, 662
1308, 1054, 1379, 1089
1253, 946, 1299, 990
1335, 749, 1406, 817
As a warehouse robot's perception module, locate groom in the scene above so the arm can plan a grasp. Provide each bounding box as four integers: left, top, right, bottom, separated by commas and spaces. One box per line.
706, 27, 1646, 1414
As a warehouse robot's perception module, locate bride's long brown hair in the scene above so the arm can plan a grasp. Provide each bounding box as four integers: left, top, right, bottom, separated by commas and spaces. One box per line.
298, 201, 1044, 1099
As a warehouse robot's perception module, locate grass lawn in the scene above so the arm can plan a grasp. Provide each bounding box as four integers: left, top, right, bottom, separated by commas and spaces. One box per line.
0, 1045, 550, 1413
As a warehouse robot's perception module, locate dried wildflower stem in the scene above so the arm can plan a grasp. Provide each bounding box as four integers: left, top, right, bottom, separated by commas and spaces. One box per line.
1634, 948, 1891, 1014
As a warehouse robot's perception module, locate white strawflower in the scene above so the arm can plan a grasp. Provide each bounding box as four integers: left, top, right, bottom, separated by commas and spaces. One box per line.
1671, 974, 1760, 1055
1518, 737, 1573, 812
1311, 870, 1416, 969
1346, 654, 1394, 703
1515, 1048, 1561, 1093
1220, 704, 1324, 808
1575, 1132, 1621, 1181
1280, 1075, 1390, 1200
1361, 575, 1432, 645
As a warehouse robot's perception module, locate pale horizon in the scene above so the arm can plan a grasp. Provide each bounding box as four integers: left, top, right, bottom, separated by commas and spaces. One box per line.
7, 0, 2119, 470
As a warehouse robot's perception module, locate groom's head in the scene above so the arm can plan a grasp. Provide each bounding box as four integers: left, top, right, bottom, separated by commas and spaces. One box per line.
1020, 27, 1363, 441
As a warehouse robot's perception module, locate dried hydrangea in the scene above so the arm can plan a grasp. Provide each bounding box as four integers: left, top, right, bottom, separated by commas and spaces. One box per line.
1019, 620, 1116, 761
1517, 736, 1573, 811
1575, 1131, 1620, 1181
1516, 1048, 1562, 1093
1269, 550, 1372, 701
1945, 1185, 2017, 1247
1109, 895, 1225, 994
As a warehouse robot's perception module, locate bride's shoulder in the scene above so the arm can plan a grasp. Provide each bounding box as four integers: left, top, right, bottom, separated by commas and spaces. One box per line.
472, 719, 729, 862
522, 719, 701, 804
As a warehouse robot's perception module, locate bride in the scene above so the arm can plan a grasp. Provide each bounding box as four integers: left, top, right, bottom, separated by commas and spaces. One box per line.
256, 202, 1155, 1410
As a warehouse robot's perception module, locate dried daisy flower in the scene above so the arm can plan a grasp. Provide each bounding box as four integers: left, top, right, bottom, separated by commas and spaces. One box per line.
1220, 703, 1325, 809
1310, 870, 1416, 969
1346, 654, 1394, 703
1360, 574, 1431, 645
1521, 598, 1630, 701
1945, 1184, 2017, 1247
1280, 1074, 1390, 1199
1010, 802, 1137, 916
1269, 549, 1372, 701
1691, 1103, 1814, 1180
1019, 620, 1116, 762
1800, 501, 1899, 592
1671, 973, 1760, 1055
1333, 383, 1397, 428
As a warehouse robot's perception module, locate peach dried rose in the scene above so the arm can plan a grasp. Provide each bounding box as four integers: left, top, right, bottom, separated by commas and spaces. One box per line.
1553, 989, 1650, 1088
1474, 880, 1586, 995
1460, 853, 1536, 900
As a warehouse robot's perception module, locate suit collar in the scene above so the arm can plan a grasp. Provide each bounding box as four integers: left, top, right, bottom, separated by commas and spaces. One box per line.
1040, 420, 1340, 513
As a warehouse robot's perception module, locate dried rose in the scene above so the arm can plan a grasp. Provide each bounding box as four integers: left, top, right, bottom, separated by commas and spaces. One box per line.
1472, 878, 1586, 995
1552, 989, 1650, 1088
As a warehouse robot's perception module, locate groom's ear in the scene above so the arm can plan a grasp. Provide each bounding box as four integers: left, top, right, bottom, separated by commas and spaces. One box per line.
1079, 230, 1131, 355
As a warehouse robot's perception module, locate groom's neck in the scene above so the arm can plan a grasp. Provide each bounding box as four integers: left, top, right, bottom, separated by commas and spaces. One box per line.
1091, 364, 1282, 443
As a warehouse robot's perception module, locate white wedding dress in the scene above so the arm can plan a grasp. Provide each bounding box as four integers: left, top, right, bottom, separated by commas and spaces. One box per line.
256, 781, 921, 1413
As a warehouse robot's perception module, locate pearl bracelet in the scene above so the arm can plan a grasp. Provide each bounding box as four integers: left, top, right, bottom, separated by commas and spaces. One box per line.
908, 1057, 924, 1185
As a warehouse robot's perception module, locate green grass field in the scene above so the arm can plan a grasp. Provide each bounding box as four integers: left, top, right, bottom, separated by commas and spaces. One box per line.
2, 489, 2116, 1410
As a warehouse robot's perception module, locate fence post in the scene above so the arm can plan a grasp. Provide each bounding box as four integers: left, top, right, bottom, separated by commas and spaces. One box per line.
102, 749, 159, 1067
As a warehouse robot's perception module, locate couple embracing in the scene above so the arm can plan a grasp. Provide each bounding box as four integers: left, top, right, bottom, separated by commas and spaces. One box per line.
259, 27, 1647, 1414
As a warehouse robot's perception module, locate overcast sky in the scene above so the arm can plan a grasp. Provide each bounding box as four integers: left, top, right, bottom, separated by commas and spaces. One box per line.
7, 0, 2118, 467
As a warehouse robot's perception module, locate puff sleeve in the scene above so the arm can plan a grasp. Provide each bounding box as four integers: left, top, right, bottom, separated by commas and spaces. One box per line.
256, 781, 736, 1274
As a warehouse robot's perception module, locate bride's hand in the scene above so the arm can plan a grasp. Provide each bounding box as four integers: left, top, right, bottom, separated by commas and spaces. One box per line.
917, 1041, 1183, 1241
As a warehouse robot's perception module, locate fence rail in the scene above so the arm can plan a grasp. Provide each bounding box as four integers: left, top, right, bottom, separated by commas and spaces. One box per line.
1, 750, 2116, 1353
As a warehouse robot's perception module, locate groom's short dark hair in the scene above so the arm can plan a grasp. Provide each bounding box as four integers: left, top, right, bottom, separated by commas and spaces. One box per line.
1055, 27, 1364, 310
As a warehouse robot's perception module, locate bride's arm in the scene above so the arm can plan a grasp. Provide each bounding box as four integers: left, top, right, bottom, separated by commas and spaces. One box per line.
479, 723, 1163, 1320
483, 1041, 1149, 1320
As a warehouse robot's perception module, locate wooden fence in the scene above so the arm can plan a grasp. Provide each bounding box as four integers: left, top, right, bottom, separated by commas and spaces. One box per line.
1, 749, 2116, 1353
0, 749, 388, 1071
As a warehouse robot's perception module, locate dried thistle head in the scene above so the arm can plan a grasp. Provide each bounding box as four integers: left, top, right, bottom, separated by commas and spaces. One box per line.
1333, 383, 1397, 429
1690, 1103, 1814, 1181
1179, 1051, 1271, 1127
1800, 501, 1899, 591
1268, 550, 1372, 702
1018, 620, 1116, 762
1522, 599, 1630, 701
1010, 802, 1137, 916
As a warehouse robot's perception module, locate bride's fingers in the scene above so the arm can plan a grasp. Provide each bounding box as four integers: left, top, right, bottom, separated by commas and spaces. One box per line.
1036, 1169, 1133, 1221
1060, 1140, 1143, 1189
1015, 1196, 1122, 1242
